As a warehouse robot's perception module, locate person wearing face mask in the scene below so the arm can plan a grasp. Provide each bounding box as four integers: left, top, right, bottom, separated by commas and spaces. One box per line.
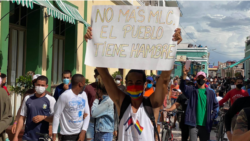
91, 76, 114, 141
84, 26, 182, 141
0, 73, 9, 95
219, 78, 249, 107
52, 74, 90, 141
144, 76, 155, 97
54, 70, 72, 101
13, 76, 56, 141
115, 75, 126, 92
11, 74, 52, 135
181, 67, 218, 141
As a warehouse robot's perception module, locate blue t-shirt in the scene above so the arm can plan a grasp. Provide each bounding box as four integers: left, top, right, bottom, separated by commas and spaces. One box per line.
54, 83, 72, 101
20, 94, 56, 141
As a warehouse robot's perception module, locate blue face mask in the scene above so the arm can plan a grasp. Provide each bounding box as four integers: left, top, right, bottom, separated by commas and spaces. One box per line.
63, 79, 70, 85
147, 83, 153, 88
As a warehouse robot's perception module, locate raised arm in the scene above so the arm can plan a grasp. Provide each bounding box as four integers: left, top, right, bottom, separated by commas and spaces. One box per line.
84, 27, 125, 114
150, 28, 182, 108
150, 70, 172, 108
96, 68, 125, 115
180, 65, 191, 98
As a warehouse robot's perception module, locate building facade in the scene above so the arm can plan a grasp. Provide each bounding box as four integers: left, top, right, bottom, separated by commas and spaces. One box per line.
0, 0, 143, 117
222, 61, 244, 78
244, 36, 250, 78
173, 43, 209, 77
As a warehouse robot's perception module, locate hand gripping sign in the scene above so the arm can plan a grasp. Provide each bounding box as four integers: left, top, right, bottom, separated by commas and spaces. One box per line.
85, 5, 180, 70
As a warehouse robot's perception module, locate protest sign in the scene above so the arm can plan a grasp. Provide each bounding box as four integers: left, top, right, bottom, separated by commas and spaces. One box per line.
85, 5, 180, 70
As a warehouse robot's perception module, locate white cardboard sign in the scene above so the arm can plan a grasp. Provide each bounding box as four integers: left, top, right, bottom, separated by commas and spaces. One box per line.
85, 5, 180, 70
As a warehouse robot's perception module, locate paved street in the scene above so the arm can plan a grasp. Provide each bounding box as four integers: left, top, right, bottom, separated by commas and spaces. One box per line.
163, 99, 219, 141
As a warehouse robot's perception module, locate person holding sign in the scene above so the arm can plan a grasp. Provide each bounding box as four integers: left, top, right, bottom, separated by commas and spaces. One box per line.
84, 26, 182, 141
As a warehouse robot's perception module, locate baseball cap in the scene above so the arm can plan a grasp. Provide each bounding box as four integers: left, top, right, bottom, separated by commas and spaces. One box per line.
146, 76, 153, 82
196, 71, 206, 78
33, 74, 41, 80
115, 75, 122, 79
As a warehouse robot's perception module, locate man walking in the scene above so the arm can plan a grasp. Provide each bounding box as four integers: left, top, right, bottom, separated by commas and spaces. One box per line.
54, 70, 72, 101
13, 76, 56, 141
181, 67, 218, 141
0, 85, 12, 141
52, 74, 90, 141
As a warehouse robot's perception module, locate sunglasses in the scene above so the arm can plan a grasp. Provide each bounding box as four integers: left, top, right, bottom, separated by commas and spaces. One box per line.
147, 80, 152, 83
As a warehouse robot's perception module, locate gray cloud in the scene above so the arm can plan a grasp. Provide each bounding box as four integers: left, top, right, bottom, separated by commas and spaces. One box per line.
179, 1, 250, 65
217, 1, 250, 11
197, 29, 210, 32
203, 16, 250, 28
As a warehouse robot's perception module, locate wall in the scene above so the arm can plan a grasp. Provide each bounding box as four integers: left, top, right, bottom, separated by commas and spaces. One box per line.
0, 2, 10, 75
25, 5, 43, 74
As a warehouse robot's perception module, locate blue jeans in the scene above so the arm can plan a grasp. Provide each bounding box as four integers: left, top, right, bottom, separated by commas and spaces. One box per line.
94, 132, 113, 141
86, 121, 95, 141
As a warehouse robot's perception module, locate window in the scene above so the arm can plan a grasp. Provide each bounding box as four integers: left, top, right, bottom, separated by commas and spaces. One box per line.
9, 3, 27, 27
52, 19, 66, 85
7, 28, 26, 86
52, 38, 64, 85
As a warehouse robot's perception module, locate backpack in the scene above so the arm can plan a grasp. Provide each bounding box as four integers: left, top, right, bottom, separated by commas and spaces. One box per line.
119, 95, 160, 141
243, 107, 250, 130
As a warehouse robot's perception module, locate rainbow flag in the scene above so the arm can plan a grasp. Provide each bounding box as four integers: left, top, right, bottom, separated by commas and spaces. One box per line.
126, 85, 144, 99
124, 116, 133, 131
134, 120, 144, 135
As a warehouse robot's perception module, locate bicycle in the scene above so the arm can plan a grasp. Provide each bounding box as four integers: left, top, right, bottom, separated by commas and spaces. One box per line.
161, 110, 184, 141
215, 107, 228, 141
36, 132, 52, 141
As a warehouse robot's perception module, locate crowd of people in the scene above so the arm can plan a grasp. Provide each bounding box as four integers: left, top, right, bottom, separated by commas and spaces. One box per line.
0, 26, 250, 141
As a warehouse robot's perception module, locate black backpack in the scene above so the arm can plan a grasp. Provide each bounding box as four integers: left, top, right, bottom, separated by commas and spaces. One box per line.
243, 107, 250, 130
119, 95, 160, 141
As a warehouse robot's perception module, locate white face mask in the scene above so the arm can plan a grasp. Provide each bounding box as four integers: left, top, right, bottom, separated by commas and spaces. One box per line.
35, 86, 46, 94
115, 80, 121, 84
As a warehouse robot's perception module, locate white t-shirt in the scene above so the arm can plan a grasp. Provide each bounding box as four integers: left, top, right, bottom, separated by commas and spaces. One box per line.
118, 103, 154, 141
216, 96, 223, 102
52, 89, 90, 135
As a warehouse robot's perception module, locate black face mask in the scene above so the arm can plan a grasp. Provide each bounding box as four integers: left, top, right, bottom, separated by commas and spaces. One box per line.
197, 79, 205, 86
236, 84, 243, 89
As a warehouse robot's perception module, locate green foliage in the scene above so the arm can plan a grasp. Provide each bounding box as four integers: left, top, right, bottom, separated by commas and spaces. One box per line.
111, 71, 121, 79
85, 79, 90, 85
10, 75, 33, 95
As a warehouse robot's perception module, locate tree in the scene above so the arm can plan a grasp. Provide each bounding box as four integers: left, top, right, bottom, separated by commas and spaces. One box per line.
10, 75, 33, 95
111, 71, 121, 79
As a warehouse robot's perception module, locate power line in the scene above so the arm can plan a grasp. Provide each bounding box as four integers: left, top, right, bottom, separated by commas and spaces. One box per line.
179, 23, 197, 45
208, 49, 243, 56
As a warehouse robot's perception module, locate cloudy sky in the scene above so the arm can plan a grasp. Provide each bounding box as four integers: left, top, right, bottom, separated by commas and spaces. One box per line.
178, 1, 250, 65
